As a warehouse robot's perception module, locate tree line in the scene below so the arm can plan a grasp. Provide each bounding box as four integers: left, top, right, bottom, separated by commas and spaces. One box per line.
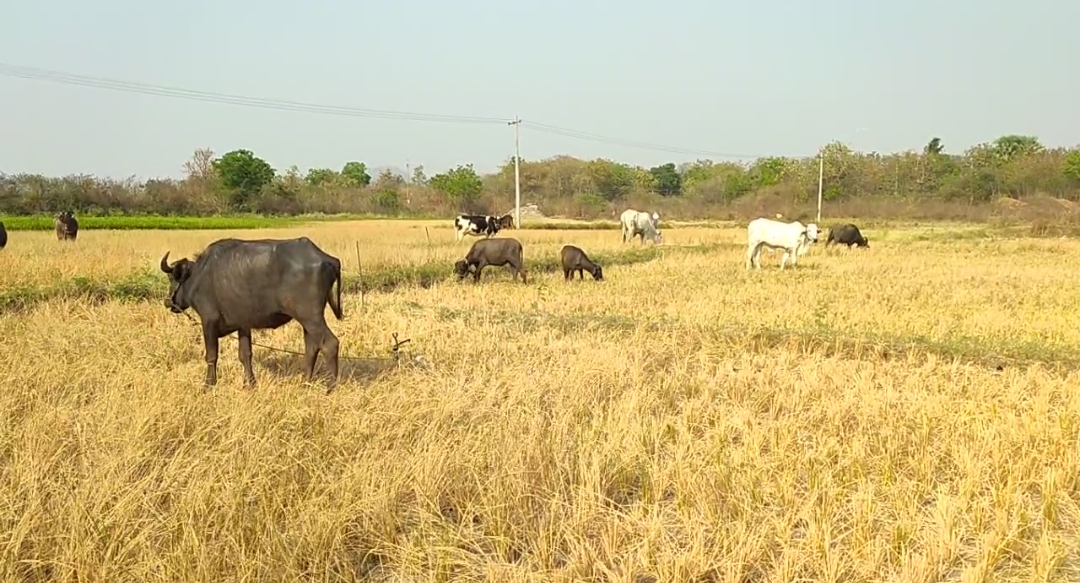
2, 134, 1079, 222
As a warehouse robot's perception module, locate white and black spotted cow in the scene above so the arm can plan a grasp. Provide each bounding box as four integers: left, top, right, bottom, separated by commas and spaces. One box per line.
453, 214, 514, 242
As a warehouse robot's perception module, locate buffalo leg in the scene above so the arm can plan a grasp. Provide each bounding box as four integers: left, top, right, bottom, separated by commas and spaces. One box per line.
237, 328, 256, 387
202, 325, 219, 386
563, 268, 571, 281
512, 261, 527, 284
301, 327, 321, 383
321, 328, 340, 392
473, 265, 484, 282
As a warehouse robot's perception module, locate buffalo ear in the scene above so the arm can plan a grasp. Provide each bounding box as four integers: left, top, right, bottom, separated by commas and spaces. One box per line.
160, 252, 173, 274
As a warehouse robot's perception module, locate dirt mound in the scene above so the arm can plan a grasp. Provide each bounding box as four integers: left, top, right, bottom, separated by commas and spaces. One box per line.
994, 197, 1026, 209
501, 203, 546, 220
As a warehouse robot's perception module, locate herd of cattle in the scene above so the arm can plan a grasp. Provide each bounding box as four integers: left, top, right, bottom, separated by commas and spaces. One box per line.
451, 209, 869, 279
449, 208, 664, 283
0, 207, 868, 390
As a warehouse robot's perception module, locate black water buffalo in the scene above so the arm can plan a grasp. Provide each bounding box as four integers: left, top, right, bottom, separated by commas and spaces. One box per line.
0, 221, 6, 249
160, 237, 344, 390
54, 211, 78, 241
454, 237, 527, 283
560, 245, 603, 281
825, 223, 868, 248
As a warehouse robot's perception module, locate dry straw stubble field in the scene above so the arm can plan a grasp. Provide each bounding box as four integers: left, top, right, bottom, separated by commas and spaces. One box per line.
2, 219, 1080, 582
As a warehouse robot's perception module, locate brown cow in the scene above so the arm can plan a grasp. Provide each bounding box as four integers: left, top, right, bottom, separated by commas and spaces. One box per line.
496, 213, 516, 230
54, 211, 78, 241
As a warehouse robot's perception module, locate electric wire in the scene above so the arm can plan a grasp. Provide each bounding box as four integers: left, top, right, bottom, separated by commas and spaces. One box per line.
0, 62, 771, 158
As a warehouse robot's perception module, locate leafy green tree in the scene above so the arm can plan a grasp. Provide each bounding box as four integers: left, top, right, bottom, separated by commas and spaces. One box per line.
585, 159, 636, 200
340, 161, 371, 187
992, 135, 1043, 164
1064, 150, 1080, 184
211, 149, 275, 209
680, 161, 755, 202
649, 163, 682, 196
679, 160, 716, 191
924, 137, 944, 155
305, 167, 337, 186
430, 164, 483, 207
749, 156, 786, 188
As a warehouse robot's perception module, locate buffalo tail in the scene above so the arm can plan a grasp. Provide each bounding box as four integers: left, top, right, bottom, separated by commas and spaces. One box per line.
328, 262, 344, 320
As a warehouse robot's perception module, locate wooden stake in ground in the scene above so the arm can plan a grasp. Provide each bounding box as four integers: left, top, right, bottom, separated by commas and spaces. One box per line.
354, 241, 364, 309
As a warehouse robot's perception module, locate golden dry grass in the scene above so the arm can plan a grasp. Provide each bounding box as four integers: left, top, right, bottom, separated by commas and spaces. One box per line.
2, 220, 1080, 582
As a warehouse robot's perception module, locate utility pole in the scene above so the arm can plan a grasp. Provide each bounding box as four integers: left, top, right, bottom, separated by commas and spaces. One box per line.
816, 151, 824, 224
508, 117, 522, 228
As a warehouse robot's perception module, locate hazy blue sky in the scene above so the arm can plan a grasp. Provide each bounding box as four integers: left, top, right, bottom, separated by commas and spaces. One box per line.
1, 0, 1075, 180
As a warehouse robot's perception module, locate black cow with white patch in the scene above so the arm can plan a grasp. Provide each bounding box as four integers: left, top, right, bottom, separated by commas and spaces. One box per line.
454, 214, 505, 242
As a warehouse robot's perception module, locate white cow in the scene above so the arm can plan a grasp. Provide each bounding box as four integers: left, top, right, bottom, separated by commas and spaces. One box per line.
745, 217, 819, 270
620, 209, 662, 245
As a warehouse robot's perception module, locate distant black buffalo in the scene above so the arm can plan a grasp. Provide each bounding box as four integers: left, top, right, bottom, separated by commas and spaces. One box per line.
160, 237, 344, 390
825, 223, 869, 248
54, 211, 78, 241
0, 221, 7, 249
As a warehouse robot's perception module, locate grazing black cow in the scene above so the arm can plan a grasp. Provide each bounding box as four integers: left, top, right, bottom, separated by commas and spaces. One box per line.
560, 245, 603, 281
54, 211, 78, 241
159, 237, 344, 390
825, 223, 869, 248
454, 238, 527, 284
0, 221, 7, 249
453, 214, 505, 242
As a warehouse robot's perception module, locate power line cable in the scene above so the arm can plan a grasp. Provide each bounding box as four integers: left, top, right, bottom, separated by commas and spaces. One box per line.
0, 62, 775, 159
523, 121, 769, 159
0, 63, 507, 125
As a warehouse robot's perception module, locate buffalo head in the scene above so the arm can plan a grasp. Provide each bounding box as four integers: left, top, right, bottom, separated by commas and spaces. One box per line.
160, 252, 195, 313
591, 265, 604, 281
454, 259, 471, 280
